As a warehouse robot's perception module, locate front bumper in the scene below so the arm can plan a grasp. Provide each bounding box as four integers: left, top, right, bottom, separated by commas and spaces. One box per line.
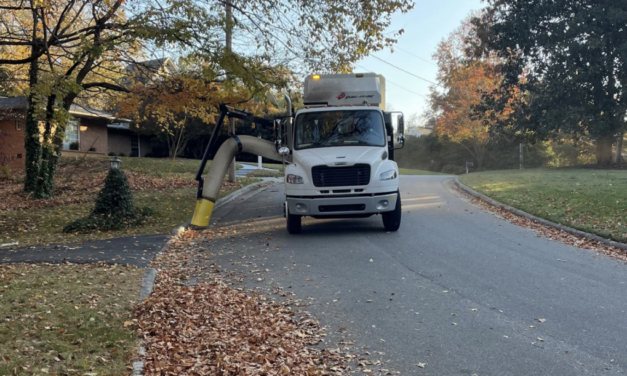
287, 193, 398, 216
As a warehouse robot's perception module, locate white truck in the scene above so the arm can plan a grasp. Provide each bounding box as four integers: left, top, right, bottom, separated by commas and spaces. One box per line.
190, 73, 405, 233
283, 73, 405, 234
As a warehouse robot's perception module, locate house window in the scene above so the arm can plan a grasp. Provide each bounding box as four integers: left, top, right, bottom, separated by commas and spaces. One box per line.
131, 135, 139, 157
63, 120, 79, 150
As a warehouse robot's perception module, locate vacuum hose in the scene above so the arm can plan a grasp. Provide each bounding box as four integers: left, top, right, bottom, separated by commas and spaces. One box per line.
190, 135, 282, 228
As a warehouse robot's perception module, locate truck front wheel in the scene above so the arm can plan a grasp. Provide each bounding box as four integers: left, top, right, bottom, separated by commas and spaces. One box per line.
382, 192, 402, 231
287, 209, 302, 234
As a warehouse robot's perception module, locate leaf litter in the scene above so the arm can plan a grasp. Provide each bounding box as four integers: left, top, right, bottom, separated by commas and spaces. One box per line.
455, 188, 627, 263
136, 229, 397, 375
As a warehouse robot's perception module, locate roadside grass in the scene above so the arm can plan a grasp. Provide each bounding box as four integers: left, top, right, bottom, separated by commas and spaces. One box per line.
247, 169, 284, 178
459, 169, 627, 243
58, 155, 242, 179
399, 168, 447, 175
0, 263, 142, 375
0, 177, 259, 248
261, 163, 285, 172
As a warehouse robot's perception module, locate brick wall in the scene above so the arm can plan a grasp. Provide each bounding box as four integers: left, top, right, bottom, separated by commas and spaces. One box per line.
78, 118, 108, 154
0, 118, 26, 169
108, 128, 132, 156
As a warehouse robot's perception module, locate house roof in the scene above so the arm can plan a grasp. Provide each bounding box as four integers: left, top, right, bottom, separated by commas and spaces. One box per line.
0, 96, 120, 121
125, 57, 177, 84
407, 127, 433, 137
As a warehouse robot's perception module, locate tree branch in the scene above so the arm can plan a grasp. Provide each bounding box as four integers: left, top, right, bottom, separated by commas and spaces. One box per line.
82, 82, 130, 92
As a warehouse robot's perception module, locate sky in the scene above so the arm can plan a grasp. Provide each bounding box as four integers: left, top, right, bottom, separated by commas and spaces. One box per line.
355, 0, 485, 122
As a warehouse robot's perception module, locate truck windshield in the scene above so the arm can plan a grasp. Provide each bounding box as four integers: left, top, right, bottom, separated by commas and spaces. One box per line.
295, 110, 386, 150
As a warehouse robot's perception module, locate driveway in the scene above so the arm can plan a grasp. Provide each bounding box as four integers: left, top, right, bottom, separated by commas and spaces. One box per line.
199, 175, 627, 375
0, 234, 166, 266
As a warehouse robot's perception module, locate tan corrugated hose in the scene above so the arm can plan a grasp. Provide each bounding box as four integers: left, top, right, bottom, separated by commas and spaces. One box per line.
191, 136, 282, 228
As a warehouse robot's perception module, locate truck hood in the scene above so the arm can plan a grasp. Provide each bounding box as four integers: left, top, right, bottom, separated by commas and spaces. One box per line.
294, 146, 384, 168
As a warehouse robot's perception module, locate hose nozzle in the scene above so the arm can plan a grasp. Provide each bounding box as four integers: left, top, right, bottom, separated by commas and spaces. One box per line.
190, 198, 215, 228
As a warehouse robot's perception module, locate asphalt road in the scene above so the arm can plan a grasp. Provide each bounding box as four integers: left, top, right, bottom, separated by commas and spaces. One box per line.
201, 175, 627, 376
0, 234, 165, 266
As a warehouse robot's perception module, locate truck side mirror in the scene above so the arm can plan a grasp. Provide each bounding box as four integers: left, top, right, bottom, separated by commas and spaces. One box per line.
397, 114, 405, 136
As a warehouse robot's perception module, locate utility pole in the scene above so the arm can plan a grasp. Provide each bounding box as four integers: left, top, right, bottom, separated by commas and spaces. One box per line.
226, 2, 236, 182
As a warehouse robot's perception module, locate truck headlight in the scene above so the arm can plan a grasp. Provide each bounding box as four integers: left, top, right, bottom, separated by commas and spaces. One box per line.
286, 174, 304, 184
379, 170, 397, 181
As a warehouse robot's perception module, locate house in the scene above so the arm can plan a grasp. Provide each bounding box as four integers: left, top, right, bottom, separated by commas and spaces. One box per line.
0, 96, 152, 169
125, 57, 178, 85
406, 127, 433, 137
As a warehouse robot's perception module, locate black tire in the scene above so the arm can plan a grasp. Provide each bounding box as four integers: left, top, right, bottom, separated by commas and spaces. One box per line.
382, 192, 402, 231
287, 209, 302, 234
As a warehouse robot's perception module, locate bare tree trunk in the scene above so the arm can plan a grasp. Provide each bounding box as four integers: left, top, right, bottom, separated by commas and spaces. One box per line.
595, 134, 614, 165
615, 132, 624, 164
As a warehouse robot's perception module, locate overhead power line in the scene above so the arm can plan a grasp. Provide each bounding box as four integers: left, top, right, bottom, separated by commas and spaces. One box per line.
386, 79, 429, 99
394, 46, 437, 66
370, 55, 439, 86
355, 64, 428, 99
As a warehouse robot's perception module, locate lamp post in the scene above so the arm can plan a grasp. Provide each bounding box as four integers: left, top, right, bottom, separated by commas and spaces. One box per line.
110, 157, 122, 170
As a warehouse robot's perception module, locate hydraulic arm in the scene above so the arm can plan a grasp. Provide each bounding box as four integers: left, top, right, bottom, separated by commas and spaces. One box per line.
190, 104, 285, 228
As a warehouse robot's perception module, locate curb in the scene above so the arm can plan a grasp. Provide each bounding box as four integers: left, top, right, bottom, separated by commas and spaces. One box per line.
172, 178, 282, 235
133, 267, 158, 375
139, 268, 158, 300
454, 178, 627, 252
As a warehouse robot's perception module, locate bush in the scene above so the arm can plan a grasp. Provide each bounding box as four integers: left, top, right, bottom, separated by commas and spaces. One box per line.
0, 165, 11, 179
118, 153, 126, 157
441, 164, 466, 175
63, 208, 153, 234
108, 152, 116, 156
89, 147, 96, 152
92, 168, 135, 217
395, 133, 552, 172
63, 168, 153, 233
69, 142, 79, 150
395, 134, 472, 172
144, 152, 154, 158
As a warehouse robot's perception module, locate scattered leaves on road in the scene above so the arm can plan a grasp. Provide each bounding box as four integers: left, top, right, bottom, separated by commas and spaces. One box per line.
135, 232, 372, 375
457, 189, 627, 262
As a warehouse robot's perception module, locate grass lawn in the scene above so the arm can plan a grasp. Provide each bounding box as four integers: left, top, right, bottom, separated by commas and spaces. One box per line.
399, 168, 447, 176
247, 169, 284, 178
59, 155, 242, 179
0, 263, 143, 375
0, 180, 256, 247
1, 155, 259, 247
460, 169, 627, 243
261, 163, 285, 172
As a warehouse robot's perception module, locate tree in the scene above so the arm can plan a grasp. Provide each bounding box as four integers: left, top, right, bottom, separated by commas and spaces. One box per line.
0, 0, 141, 197
406, 112, 420, 129
118, 71, 284, 157
430, 18, 511, 170
476, 0, 627, 164
1, 0, 415, 198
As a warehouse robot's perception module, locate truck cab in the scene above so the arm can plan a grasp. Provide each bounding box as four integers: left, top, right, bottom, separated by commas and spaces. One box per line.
283, 73, 405, 234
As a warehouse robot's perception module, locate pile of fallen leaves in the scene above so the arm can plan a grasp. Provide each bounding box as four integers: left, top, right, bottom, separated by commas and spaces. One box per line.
0, 171, 196, 211
136, 280, 346, 375
461, 191, 627, 263
136, 233, 354, 376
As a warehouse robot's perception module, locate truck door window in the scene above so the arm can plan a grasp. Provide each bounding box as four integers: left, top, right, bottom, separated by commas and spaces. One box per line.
295, 110, 385, 150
